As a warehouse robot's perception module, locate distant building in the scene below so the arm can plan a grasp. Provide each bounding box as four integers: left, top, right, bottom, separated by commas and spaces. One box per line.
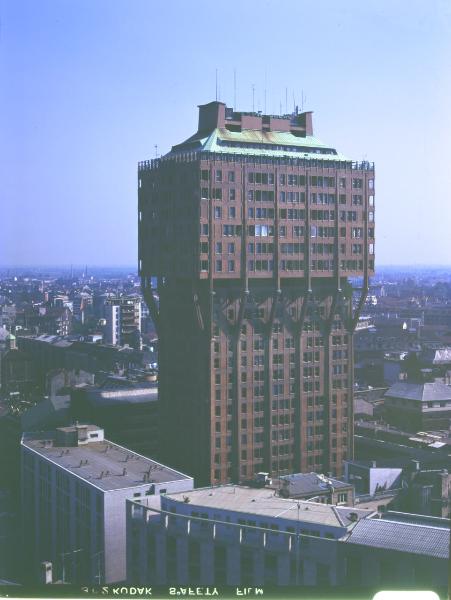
345, 459, 451, 518
17, 335, 148, 392
72, 293, 93, 324
21, 426, 193, 584
1, 334, 34, 401
0, 368, 94, 492
344, 511, 448, 588
0, 489, 18, 581
104, 297, 141, 349
344, 459, 403, 496
70, 377, 159, 458
30, 306, 73, 337
275, 472, 354, 506
126, 485, 448, 588
384, 381, 451, 431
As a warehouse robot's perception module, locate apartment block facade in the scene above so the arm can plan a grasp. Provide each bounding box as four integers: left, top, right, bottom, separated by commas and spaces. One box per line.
139, 101, 375, 485
104, 297, 142, 349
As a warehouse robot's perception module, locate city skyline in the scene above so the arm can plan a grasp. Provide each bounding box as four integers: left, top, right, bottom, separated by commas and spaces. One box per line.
2, 0, 451, 266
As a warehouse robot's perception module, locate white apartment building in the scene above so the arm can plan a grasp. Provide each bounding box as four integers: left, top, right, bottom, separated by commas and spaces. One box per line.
21, 425, 193, 584
104, 297, 142, 348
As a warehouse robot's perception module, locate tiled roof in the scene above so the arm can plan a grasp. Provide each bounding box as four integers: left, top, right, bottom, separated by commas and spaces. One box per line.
345, 517, 449, 558
385, 381, 451, 402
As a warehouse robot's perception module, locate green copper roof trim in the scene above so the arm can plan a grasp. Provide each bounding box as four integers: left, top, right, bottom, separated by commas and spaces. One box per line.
169, 128, 350, 162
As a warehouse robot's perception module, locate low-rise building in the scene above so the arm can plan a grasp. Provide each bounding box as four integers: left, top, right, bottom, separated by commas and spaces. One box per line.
384, 381, 451, 431
70, 377, 159, 458
274, 472, 355, 506
126, 485, 373, 586
21, 425, 193, 584
126, 485, 449, 588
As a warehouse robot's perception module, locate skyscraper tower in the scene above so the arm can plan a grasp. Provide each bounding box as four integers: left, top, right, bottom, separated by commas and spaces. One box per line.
139, 101, 375, 486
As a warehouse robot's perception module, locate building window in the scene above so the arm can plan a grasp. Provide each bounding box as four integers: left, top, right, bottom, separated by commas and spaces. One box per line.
216, 170, 222, 182
216, 260, 222, 272
368, 179, 374, 189
228, 171, 235, 183
228, 260, 235, 272
229, 206, 236, 218
214, 207, 222, 219
229, 188, 236, 201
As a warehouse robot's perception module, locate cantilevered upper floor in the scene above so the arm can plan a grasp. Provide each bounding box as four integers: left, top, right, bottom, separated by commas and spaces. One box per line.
138, 100, 375, 283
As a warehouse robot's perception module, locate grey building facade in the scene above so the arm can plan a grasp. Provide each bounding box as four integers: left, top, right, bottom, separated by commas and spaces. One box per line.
21, 425, 193, 584
126, 485, 449, 589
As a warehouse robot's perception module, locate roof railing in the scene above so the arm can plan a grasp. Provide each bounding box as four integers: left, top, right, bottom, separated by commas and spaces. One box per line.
138, 153, 375, 172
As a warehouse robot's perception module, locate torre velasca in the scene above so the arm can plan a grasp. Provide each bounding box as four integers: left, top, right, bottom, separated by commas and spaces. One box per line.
138, 101, 375, 485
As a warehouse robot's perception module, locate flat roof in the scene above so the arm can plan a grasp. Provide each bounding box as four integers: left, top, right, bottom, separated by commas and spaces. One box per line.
165, 485, 372, 528
279, 472, 351, 496
21, 430, 191, 492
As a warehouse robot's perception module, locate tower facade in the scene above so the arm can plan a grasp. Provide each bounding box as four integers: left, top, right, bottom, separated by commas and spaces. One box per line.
139, 101, 375, 485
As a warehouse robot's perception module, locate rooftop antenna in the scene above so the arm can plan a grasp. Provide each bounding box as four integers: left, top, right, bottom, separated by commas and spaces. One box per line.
154, 145, 158, 158
233, 68, 237, 109
252, 84, 255, 112
293, 91, 296, 113
285, 87, 288, 114
301, 90, 305, 112
279, 100, 282, 115
215, 68, 218, 101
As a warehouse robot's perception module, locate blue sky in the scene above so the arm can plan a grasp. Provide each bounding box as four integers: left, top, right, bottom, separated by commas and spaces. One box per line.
1, 0, 451, 266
